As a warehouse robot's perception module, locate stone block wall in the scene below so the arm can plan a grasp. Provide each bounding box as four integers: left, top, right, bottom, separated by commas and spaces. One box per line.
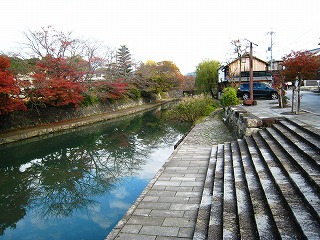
0, 98, 147, 132
224, 106, 263, 138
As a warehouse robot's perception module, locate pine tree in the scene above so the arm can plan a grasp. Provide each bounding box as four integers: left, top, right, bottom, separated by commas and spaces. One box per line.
116, 45, 132, 78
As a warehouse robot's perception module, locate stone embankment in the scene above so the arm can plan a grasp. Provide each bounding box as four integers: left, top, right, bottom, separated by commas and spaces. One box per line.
0, 100, 176, 145
223, 105, 280, 138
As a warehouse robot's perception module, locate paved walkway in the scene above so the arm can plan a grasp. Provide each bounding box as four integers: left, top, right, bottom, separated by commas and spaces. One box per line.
106, 100, 320, 239
243, 99, 320, 129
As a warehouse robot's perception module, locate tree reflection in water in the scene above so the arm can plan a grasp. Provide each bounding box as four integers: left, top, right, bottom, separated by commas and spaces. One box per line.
0, 107, 192, 238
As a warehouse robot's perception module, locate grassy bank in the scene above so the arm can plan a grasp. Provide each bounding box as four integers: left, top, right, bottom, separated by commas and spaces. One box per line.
165, 95, 220, 122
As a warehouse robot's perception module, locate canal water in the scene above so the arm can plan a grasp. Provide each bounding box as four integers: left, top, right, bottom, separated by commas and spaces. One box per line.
0, 107, 192, 240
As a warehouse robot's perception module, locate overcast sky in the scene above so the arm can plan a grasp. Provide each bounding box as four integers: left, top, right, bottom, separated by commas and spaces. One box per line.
2, 0, 319, 74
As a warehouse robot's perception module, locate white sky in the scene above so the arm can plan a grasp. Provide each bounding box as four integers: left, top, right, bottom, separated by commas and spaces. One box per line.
1, 0, 319, 74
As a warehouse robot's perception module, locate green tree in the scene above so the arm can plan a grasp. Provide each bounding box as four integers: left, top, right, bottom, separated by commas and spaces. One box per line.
117, 45, 132, 78
195, 59, 220, 97
134, 60, 183, 93
9, 57, 38, 76
220, 87, 239, 107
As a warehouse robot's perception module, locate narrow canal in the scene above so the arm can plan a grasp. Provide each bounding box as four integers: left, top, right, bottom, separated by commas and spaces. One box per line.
0, 107, 192, 240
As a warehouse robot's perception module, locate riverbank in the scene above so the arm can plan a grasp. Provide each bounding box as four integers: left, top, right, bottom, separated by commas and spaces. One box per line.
0, 99, 176, 145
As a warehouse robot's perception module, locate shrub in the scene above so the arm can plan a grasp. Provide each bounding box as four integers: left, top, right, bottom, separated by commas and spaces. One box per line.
165, 95, 218, 122
129, 87, 141, 99
81, 93, 99, 106
220, 87, 239, 107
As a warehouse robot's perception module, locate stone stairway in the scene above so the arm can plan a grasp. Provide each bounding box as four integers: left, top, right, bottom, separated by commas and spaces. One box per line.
193, 118, 320, 239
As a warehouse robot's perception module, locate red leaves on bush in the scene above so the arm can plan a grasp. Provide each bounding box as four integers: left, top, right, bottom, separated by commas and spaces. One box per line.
92, 79, 128, 101
31, 76, 85, 108
0, 56, 26, 115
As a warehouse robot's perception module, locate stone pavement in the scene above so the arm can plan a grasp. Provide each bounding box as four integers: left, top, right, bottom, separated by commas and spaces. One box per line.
106, 100, 320, 239
243, 99, 320, 129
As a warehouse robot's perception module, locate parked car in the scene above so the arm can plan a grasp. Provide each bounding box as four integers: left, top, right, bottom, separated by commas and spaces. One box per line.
237, 82, 278, 100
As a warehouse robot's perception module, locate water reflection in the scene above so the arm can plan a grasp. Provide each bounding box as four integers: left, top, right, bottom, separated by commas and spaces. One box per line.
0, 107, 192, 239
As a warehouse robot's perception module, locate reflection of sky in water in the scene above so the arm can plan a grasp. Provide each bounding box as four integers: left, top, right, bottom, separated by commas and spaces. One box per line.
139, 145, 174, 180
2, 177, 148, 240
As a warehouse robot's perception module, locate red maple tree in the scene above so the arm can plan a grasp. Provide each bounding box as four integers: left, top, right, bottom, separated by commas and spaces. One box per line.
92, 79, 128, 101
29, 56, 86, 108
0, 56, 26, 115
282, 50, 320, 82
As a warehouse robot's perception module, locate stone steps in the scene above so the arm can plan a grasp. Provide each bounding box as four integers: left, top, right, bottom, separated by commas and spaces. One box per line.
193, 119, 320, 239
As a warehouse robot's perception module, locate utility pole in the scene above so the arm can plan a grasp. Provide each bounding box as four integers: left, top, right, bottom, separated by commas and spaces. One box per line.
244, 39, 258, 105
267, 31, 275, 70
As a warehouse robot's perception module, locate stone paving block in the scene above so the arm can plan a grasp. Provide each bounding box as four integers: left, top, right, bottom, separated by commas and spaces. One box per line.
195, 177, 206, 181
114, 233, 156, 240
180, 181, 203, 187
188, 197, 201, 204
186, 166, 206, 171
184, 210, 198, 218
185, 169, 203, 174
143, 196, 160, 202
121, 224, 142, 234
138, 202, 171, 210
157, 176, 171, 181
169, 161, 192, 166
147, 190, 176, 197
127, 216, 164, 225
165, 186, 193, 192
149, 210, 184, 218
133, 209, 152, 216
176, 191, 202, 197
158, 196, 189, 203
165, 167, 188, 171
160, 173, 182, 177
163, 217, 195, 227
170, 177, 196, 182
139, 226, 179, 236
184, 173, 205, 178
170, 203, 198, 211
154, 181, 181, 186
156, 236, 191, 240
151, 185, 166, 191
192, 186, 203, 192
178, 227, 194, 238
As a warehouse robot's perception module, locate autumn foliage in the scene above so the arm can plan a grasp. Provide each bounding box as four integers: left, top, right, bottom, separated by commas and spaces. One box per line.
91, 79, 128, 101
282, 50, 320, 82
1, 27, 187, 117
28, 56, 86, 108
0, 56, 26, 115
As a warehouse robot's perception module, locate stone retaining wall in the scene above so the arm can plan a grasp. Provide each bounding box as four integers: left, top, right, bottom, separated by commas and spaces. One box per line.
0, 98, 150, 132
0, 99, 179, 145
223, 106, 264, 138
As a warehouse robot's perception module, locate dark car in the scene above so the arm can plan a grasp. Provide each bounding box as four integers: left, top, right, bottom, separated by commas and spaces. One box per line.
237, 82, 278, 100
